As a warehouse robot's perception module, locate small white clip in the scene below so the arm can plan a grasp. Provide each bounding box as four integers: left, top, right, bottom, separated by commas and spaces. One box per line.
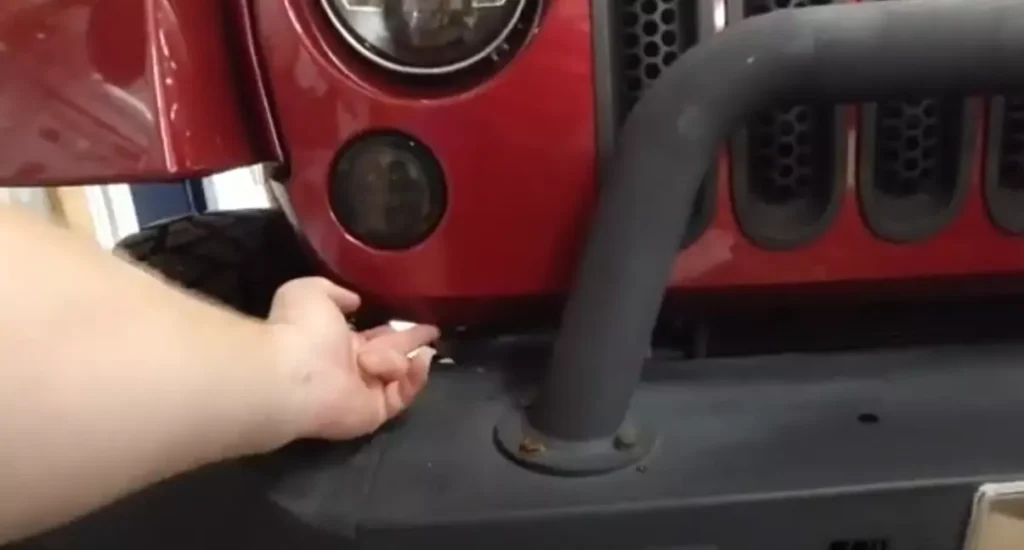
390, 320, 428, 358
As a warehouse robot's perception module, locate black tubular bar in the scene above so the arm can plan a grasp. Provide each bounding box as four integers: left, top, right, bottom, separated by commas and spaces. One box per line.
529, 0, 1024, 442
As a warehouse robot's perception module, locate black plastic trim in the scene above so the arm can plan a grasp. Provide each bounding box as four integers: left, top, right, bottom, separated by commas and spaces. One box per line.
591, 0, 620, 177
696, 0, 719, 39
250, 344, 1024, 548
985, 96, 1024, 235
858, 98, 978, 243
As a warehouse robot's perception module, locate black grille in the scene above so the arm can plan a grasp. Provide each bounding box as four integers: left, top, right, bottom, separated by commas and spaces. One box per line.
617, 0, 712, 249
860, 96, 972, 243
997, 96, 1024, 189
610, 0, 987, 251
747, 105, 832, 206
985, 95, 1024, 234
730, 0, 845, 249
618, 0, 697, 114
874, 99, 946, 197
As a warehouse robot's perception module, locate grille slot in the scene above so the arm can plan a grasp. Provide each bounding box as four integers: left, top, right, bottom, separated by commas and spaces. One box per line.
617, 0, 713, 249
856, 0, 973, 243
859, 96, 974, 242
618, 0, 697, 114
729, 0, 846, 249
876, 99, 947, 198
985, 96, 1024, 234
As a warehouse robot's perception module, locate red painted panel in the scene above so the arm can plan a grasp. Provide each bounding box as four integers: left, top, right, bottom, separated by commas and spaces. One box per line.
662, 0, 1024, 299
673, 102, 1024, 294
255, 0, 1024, 324
0, 0, 278, 186
254, 0, 597, 320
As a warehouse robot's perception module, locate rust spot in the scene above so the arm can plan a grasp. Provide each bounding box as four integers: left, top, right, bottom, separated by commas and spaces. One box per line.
518, 437, 545, 456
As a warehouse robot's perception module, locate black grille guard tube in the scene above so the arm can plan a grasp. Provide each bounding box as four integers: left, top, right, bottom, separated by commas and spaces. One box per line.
526, 0, 1024, 447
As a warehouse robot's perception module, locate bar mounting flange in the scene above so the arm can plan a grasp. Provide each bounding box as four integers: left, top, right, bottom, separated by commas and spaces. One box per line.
494, 409, 655, 476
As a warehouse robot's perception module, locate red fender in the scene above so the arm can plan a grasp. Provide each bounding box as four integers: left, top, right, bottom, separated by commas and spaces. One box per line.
0, 0, 281, 186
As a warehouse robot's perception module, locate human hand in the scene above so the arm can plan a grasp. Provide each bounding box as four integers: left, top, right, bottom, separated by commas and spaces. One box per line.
267, 277, 439, 442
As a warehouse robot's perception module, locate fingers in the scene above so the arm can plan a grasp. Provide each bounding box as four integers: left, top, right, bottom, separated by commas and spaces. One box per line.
358, 322, 439, 421
381, 349, 434, 419
359, 344, 435, 379
358, 325, 396, 341
356, 323, 429, 378
360, 324, 440, 357
359, 349, 408, 379
404, 350, 432, 398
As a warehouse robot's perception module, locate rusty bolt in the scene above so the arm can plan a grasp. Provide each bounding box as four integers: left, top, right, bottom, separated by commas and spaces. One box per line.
519, 437, 546, 456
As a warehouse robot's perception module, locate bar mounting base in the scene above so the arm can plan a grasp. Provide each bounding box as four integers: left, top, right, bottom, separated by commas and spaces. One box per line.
493, 409, 656, 476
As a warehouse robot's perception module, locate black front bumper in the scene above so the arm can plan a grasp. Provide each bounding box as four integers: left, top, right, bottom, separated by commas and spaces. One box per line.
27, 343, 1024, 549
282, 344, 1024, 550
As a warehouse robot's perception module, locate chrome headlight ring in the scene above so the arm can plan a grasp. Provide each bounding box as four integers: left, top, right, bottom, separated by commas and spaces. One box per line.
320, 0, 540, 76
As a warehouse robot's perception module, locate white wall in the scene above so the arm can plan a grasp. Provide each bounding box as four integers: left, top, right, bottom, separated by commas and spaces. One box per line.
203, 166, 272, 211
0, 186, 131, 249
0, 188, 54, 221
83, 184, 138, 250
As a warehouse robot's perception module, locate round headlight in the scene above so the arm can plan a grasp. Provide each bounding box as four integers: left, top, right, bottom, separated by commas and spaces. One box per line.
329, 133, 447, 250
321, 0, 536, 75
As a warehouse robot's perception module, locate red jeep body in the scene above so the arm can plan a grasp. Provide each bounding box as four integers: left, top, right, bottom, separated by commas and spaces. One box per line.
4, 0, 1024, 325
8, 3, 1024, 550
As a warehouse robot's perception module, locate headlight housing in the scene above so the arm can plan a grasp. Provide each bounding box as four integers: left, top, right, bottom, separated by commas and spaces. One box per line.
321, 0, 537, 75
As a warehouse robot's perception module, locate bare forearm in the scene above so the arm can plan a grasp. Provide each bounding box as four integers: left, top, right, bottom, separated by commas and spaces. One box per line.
0, 207, 297, 543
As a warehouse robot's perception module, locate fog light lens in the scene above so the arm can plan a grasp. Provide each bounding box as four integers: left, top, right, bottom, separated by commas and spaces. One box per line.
321, 0, 532, 74
330, 133, 447, 250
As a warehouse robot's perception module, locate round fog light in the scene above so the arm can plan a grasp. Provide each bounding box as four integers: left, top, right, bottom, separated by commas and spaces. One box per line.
329, 133, 447, 250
